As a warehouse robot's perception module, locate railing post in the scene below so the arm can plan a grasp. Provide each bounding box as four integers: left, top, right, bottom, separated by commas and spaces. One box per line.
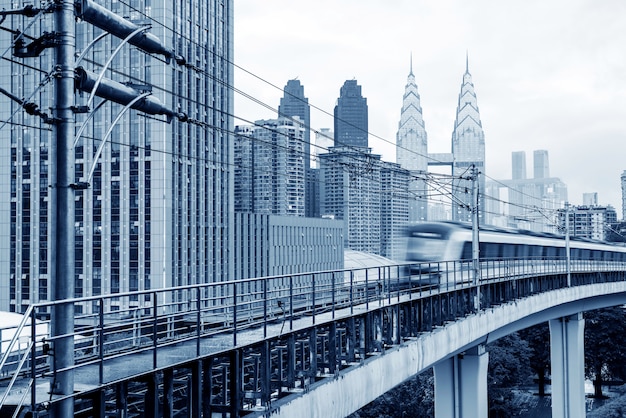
289, 275, 294, 331
312, 273, 316, 325
30, 308, 36, 411
233, 281, 238, 346
263, 277, 268, 338
152, 291, 158, 369
332, 272, 336, 319
196, 287, 201, 356
99, 299, 104, 384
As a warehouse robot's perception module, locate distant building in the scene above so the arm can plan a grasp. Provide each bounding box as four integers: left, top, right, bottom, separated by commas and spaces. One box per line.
557, 205, 617, 240
234, 118, 305, 216
334, 80, 368, 149
583, 192, 599, 207
233, 213, 344, 280
380, 162, 410, 260
533, 150, 550, 179
486, 150, 568, 232
278, 80, 317, 218
451, 58, 486, 223
318, 146, 409, 260
319, 148, 382, 254
396, 59, 429, 223
512, 151, 527, 180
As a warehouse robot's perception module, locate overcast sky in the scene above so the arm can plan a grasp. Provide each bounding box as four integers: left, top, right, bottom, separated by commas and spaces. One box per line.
234, 1, 626, 212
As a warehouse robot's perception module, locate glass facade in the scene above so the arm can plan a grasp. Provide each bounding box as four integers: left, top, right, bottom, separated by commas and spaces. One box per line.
0, 0, 234, 313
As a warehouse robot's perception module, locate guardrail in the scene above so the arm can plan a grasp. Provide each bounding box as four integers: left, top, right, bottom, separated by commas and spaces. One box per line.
1, 256, 625, 415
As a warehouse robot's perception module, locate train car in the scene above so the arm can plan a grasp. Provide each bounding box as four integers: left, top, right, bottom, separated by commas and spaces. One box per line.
405, 221, 626, 285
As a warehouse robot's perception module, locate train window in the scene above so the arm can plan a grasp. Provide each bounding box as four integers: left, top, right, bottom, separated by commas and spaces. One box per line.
544, 247, 557, 258
571, 249, 580, 260
502, 244, 516, 259
517, 245, 529, 259
461, 242, 472, 260
480, 242, 499, 259
529, 245, 542, 258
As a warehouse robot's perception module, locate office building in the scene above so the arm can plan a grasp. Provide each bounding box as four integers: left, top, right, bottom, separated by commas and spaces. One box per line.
0, 1, 234, 313
451, 58, 486, 222
334, 80, 368, 149
234, 118, 305, 216
396, 59, 429, 223
485, 151, 568, 232
234, 213, 344, 280
278, 80, 318, 218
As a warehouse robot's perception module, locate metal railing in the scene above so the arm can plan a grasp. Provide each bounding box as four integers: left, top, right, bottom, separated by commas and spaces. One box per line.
1, 256, 625, 414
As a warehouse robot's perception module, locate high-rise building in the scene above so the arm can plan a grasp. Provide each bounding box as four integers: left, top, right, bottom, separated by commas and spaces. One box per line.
0, 1, 234, 313
451, 57, 486, 222
278, 80, 310, 170
557, 205, 617, 240
583, 192, 599, 207
512, 151, 527, 180
396, 59, 429, 222
278, 80, 318, 218
319, 148, 381, 254
380, 162, 410, 260
234, 118, 305, 216
533, 150, 550, 179
485, 151, 567, 232
334, 80, 368, 149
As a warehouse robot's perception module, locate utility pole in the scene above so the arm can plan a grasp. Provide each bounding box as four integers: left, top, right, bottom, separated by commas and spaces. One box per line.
565, 202, 571, 287
471, 164, 481, 309
50, 0, 75, 416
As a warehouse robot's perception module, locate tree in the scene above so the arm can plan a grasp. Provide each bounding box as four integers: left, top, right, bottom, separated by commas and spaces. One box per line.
349, 369, 434, 418
487, 332, 532, 417
585, 307, 626, 398
519, 322, 551, 396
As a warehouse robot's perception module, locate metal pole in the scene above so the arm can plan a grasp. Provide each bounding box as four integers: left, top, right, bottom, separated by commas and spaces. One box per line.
471, 165, 481, 309
565, 202, 571, 286
50, 0, 75, 416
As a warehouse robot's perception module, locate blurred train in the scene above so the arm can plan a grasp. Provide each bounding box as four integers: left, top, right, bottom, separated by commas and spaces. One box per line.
404, 221, 626, 284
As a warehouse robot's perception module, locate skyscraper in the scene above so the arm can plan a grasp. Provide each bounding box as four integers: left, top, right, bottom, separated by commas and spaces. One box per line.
277, 80, 316, 218
534, 150, 550, 179
278, 80, 310, 170
512, 151, 527, 180
0, 1, 234, 313
334, 80, 368, 149
234, 118, 305, 216
451, 57, 486, 222
396, 58, 429, 222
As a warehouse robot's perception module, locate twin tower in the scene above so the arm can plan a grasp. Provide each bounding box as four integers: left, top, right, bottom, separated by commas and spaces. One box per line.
396, 57, 486, 222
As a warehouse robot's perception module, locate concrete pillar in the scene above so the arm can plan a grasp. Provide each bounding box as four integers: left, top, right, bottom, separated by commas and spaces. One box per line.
433, 345, 489, 418
549, 313, 585, 418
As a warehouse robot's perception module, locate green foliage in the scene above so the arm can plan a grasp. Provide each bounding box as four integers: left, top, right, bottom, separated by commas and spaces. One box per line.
585, 307, 626, 398
487, 332, 532, 417
349, 370, 434, 418
518, 322, 551, 396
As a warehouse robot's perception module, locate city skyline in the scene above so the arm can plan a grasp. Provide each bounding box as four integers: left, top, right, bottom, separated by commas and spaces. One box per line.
235, 0, 626, 211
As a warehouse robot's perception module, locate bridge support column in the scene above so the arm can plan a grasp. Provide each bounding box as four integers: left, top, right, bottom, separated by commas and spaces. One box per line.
549, 313, 585, 418
433, 345, 488, 418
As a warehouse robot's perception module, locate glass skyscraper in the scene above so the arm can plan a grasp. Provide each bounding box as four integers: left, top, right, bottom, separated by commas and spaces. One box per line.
0, 0, 234, 313
334, 80, 368, 149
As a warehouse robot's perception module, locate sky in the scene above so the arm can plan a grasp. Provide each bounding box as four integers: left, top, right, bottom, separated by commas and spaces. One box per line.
234, 0, 626, 212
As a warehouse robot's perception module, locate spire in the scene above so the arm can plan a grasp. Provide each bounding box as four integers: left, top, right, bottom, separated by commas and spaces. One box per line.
465, 50, 469, 74
410, 51, 413, 76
